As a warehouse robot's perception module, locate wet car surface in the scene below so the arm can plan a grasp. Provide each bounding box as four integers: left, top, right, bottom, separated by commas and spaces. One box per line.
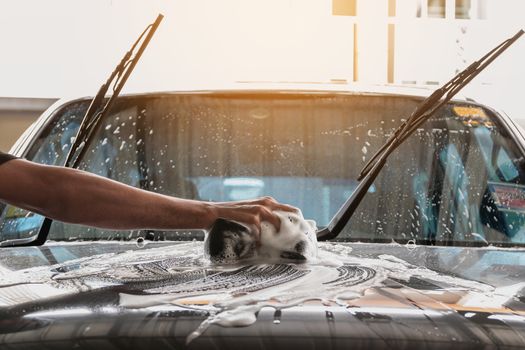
0, 241, 524, 349
1, 88, 525, 348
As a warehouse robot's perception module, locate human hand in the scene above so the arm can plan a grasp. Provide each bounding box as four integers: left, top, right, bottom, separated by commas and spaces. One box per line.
205, 196, 299, 239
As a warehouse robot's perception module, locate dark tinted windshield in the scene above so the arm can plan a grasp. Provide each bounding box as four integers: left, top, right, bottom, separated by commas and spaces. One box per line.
2, 93, 524, 246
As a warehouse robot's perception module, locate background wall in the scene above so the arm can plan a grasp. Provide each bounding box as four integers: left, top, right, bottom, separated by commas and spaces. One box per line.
0, 98, 56, 152
0, 0, 523, 152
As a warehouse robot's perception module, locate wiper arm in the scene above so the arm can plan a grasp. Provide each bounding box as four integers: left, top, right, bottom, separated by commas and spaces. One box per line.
66, 14, 164, 169
18, 14, 164, 247
317, 29, 524, 241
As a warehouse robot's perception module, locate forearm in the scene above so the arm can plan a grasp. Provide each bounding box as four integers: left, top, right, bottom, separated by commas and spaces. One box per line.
0, 160, 217, 230
0, 159, 296, 233
49, 168, 218, 230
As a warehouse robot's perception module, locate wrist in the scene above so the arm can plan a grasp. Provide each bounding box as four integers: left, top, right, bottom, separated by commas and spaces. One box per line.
202, 201, 219, 229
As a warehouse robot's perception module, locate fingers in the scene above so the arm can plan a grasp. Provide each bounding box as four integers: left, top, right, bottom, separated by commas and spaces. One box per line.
259, 197, 298, 212
253, 204, 281, 232
211, 196, 298, 238
233, 204, 280, 235
216, 196, 298, 213
249, 196, 299, 213
271, 202, 298, 213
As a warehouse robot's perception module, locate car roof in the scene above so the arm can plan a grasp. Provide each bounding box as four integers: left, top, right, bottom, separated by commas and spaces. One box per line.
57, 82, 474, 103
12, 83, 476, 156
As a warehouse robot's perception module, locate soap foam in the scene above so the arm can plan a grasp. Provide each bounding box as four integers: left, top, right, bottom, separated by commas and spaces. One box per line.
122, 245, 495, 344
258, 211, 318, 260
205, 210, 318, 264
0, 241, 519, 345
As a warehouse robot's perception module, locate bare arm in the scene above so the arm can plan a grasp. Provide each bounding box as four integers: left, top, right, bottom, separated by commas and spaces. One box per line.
0, 159, 296, 233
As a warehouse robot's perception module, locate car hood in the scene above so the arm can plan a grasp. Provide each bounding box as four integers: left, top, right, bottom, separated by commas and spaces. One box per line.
0, 241, 524, 349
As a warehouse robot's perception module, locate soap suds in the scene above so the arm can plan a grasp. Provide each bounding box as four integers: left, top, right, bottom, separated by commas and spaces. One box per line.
205, 211, 318, 264
0, 241, 520, 344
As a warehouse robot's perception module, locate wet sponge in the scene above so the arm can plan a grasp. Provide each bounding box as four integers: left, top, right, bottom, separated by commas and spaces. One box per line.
205, 211, 318, 264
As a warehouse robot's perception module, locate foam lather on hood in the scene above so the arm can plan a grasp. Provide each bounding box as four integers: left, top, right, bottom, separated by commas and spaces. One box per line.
205, 210, 318, 264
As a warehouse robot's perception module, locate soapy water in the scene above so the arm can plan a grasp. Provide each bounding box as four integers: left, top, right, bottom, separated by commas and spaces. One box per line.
119, 244, 495, 344
205, 210, 318, 264
0, 241, 515, 344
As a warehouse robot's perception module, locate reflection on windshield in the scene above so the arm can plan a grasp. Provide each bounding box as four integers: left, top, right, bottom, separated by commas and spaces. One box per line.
3, 94, 524, 246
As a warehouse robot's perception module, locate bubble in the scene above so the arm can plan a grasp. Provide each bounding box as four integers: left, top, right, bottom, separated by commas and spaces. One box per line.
136, 237, 146, 248
405, 239, 417, 250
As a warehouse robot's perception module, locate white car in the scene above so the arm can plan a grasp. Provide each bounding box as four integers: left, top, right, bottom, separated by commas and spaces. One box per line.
0, 85, 524, 348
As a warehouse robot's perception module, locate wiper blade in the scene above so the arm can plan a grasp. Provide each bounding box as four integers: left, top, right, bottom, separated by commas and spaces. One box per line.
21, 14, 164, 247
317, 29, 524, 241
66, 14, 164, 169
359, 31, 523, 182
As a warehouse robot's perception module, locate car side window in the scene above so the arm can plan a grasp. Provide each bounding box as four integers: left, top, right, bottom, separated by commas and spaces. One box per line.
496, 147, 519, 181
0, 102, 87, 242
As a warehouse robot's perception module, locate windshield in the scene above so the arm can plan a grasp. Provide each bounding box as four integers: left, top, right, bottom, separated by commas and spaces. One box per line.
2, 93, 524, 246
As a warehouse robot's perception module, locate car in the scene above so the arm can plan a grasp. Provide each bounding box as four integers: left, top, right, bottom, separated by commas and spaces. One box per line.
0, 83, 524, 349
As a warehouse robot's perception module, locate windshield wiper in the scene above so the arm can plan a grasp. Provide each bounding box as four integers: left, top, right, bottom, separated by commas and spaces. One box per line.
66, 14, 164, 169
317, 29, 524, 241
19, 14, 164, 247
